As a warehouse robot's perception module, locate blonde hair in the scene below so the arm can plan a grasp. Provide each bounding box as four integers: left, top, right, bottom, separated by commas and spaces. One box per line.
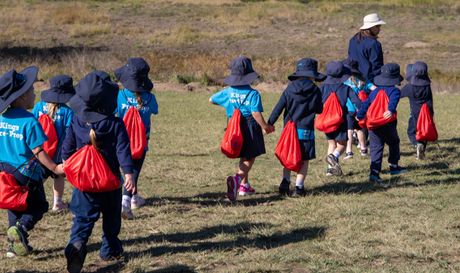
46, 102, 59, 120
89, 128, 98, 148
134, 92, 143, 108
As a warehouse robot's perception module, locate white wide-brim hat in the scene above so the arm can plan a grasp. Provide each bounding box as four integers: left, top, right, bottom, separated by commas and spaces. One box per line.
360, 13, 386, 30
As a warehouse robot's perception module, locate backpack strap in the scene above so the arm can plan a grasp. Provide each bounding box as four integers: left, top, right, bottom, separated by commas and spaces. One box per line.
236, 90, 254, 110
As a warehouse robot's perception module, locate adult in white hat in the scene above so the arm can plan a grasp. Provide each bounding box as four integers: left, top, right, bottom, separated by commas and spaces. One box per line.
348, 13, 386, 83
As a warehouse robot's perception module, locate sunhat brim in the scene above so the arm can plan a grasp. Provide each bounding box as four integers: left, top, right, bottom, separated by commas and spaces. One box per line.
324, 73, 351, 84
224, 71, 260, 86
68, 94, 116, 123
374, 74, 403, 86
288, 71, 326, 82
0, 66, 38, 113
41, 88, 76, 104
115, 66, 154, 92
360, 20, 386, 30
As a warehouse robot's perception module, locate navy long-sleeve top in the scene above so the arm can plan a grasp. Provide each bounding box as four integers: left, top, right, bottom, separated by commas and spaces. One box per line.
61, 115, 134, 177
348, 33, 384, 82
320, 83, 362, 121
268, 79, 323, 129
400, 83, 434, 120
356, 86, 401, 120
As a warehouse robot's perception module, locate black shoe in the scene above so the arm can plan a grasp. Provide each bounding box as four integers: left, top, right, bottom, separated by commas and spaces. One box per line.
389, 165, 408, 175
65, 241, 87, 273
369, 174, 389, 188
278, 178, 290, 195
292, 186, 306, 197
326, 154, 343, 176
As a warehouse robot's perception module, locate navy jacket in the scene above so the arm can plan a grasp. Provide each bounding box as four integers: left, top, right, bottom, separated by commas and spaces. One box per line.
320, 83, 362, 121
401, 84, 434, 120
61, 115, 134, 177
357, 86, 401, 120
268, 79, 322, 130
348, 33, 384, 82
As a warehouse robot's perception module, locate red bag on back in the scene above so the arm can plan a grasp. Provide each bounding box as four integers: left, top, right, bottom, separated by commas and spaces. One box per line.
275, 121, 302, 172
38, 114, 59, 159
366, 89, 397, 130
0, 171, 28, 211
416, 103, 438, 142
315, 92, 343, 133
64, 145, 120, 192
123, 107, 147, 159
221, 109, 243, 158
358, 90, 369, 102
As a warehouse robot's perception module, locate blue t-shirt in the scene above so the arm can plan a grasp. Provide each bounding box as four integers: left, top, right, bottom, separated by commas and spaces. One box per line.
210, 85, 264, 118
32, 101, 74, 161
116, 89, 158, 140
0, 108, 47, 181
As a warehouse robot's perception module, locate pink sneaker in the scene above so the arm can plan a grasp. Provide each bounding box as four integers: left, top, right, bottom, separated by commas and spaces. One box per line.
238, 184, 256, 196
226, 175, 240, 201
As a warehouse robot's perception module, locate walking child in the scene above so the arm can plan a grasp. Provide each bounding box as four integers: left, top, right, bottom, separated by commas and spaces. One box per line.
62, 71, 135, 273
209, 56, 274, 201
32, 75, 75, 211
268, 58, 325, 196
401, 61, 434, 160
318, 61, 362, 176
356, 63, 407, 186
115, 57, 158, 219
0, 67, 64, 257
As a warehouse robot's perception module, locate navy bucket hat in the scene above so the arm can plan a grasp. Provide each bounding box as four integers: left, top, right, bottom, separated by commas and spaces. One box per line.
224, 56, 260, 86
288, 58, 326, 81
0, 66, 38, 113
41, 75, 76, 104
410, 61, 431, 86
342, 58, 363, 79
374, 63, 403, 86
324, 61, 351, 84
405, 63, 414, 81
68, 71, 119, 123
115, 57, 154, 93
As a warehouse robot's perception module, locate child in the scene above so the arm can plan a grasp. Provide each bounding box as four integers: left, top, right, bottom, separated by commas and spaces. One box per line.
342, 58, 373, 159
32, 75, 75, 212
62, 71, 135, 273
320, 61, 362, 176
209, 56, 274, 201
401, 61, 433, 160
268, 58, 324, 196
115, 57, 158, 220
356, 63, 407, 185
0, 67, 64, 257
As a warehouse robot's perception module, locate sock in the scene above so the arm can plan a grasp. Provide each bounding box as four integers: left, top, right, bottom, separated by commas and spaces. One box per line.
328, 164, 332, 168
332, 151, 341, 159
53, 196, 62, 205
295, 179, 304, 188
122, 195, 131, 206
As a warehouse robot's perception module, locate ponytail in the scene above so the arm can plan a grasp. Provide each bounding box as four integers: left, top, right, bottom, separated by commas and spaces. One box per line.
134, 92, 143, 108
47, 102, 59, 120
89, 128, 98, 148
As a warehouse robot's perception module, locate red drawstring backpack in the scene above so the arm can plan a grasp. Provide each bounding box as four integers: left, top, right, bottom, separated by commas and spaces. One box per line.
365, 89, 397, 130
275, 120, 302, 172
38, 114, 59, 159
123, 107, 147, 159
0, 171, 29, 211
64, 131, 120, 192
315, 92, 343, 133
416, 103, 438, 142
220, 91, 253, 158
358, 90, 369, 102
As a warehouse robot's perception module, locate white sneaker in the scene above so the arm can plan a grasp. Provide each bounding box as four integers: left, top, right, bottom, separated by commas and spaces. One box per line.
131, 195, 146, 210
121, 204, 134, 220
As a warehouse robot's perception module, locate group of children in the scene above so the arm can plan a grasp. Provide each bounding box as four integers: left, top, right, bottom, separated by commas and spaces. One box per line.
211, 56, 434, 200
0, 54, 434, 272
0, 58, 157, 273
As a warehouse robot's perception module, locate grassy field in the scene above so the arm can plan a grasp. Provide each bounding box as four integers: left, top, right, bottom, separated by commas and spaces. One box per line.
0, 91, 459, 273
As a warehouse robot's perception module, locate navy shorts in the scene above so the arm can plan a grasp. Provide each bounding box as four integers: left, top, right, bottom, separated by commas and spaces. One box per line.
239, 116, 266, 159
325, 122, 348, 142
346, 113, 361, 130
299, 140, 316, 160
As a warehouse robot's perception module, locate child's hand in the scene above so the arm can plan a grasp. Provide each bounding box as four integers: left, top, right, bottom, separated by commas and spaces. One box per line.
124, 173, 137, 193
370, 84, 377, 91
264, 125, 275, 134
383, 110, 393, 119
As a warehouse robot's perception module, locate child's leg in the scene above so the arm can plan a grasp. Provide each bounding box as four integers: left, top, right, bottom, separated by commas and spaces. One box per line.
384, 122, 401, 166
346, 129, 353, 153
295, 160, 309, 188
237, 157, 255, 186
122, 153, 147, 210
369, 129, 385, 176
407, 116, 417, 146
357, 129, 367, 151
335, 140, 346, 156
327, 140, 337, 155
53, 176, 66, 208
282, 168, 291, 181
100, 189, 123, 259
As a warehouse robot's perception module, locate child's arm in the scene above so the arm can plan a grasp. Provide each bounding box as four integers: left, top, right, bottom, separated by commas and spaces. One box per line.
400, 84, 412, 98
314, 88, 323, 114
252, 112, 274, 134
267, 93, 287, 125
115, 121, 136, 192
33, 146, 64, 175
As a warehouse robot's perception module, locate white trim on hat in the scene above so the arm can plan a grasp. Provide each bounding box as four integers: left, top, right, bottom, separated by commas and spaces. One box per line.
360, 13, 386, 30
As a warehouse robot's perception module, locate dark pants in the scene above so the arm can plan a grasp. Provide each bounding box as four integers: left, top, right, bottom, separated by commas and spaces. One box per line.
407, 116, 427, 147
369, 121, 401, 175
0, 163, 48, 231
123, 152, 146, 197
68, 188, 123, 259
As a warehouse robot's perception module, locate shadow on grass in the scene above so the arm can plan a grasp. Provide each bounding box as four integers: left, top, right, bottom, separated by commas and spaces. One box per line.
146, 265, 196, 273
0, 45, 108, 62
436, 137, 460, 144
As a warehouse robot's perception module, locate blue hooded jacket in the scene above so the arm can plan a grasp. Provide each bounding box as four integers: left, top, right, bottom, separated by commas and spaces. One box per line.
401, 84, 434, 120
268, 79, 322, 130
348, 33, 384, 82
